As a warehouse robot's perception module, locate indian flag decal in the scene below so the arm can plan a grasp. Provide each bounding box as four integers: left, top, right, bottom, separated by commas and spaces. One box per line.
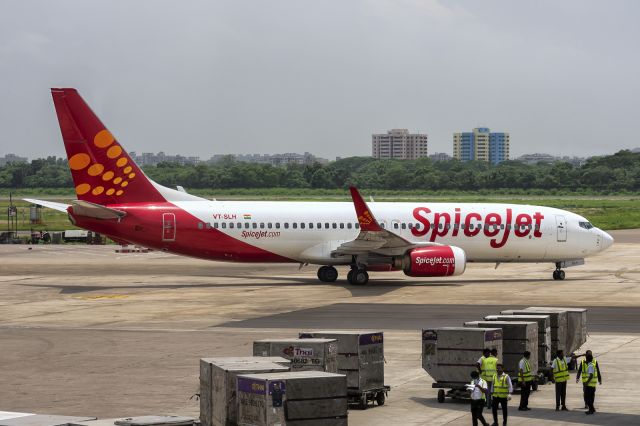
243, 214, 252, 220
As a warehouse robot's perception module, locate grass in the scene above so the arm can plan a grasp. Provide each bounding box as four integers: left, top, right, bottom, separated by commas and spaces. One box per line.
1, 190, 638, 231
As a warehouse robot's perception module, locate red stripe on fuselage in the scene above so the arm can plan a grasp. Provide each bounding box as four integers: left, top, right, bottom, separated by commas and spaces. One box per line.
69, 202, 294, 263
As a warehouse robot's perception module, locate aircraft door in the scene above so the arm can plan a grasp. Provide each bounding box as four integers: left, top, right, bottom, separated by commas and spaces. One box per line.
555, 215, 567, 242
162, 213, 176, 242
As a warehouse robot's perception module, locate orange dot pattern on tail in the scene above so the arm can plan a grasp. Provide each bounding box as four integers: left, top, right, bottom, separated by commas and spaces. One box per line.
94, 130, 115, 148
69, 153, 91, 170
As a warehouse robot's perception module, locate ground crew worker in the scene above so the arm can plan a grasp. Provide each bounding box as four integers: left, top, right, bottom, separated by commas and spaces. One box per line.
517, 351, 533, 411
468, 371, 489, 426
576, 351, 601, 415
551, 349, 571, 410
491, 363, 512, 426
477, 348, 498, 408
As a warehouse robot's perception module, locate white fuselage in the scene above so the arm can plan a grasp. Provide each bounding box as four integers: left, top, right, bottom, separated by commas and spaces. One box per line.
173, 200, 613, 264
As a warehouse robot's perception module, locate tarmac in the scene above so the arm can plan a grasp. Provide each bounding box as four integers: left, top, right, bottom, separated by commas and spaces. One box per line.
0, 229, 639, 426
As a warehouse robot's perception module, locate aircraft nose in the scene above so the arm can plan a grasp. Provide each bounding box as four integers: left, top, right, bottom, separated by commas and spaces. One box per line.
601, 230, 614, 250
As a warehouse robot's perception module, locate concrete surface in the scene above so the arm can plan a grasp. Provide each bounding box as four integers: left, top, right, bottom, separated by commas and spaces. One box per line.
0, 232, 639, 425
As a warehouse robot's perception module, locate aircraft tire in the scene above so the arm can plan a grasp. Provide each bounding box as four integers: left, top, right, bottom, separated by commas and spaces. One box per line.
347, 269, 355, 284
317, 266, 338, 282
557, 270, 565, 280
552, 270, 558, 280
352, 270, 369, 285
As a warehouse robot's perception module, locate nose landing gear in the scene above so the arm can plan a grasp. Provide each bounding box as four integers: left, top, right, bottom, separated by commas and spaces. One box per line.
553, 263, 566, 280
317, 266, 338, 282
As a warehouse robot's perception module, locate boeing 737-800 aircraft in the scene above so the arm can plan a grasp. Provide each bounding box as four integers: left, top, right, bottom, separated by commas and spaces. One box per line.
27, 89, 614, 285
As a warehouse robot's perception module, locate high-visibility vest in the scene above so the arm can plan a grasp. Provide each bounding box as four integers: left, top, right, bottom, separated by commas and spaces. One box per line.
481, 356, 498, 382
581, 360, 598, 387
519, 358, 533, 382
553, 358, 569, 383
492, 373, 510, 398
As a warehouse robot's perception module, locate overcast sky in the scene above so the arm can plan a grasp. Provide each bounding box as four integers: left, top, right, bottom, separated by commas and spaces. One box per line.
1, 0, 638, 160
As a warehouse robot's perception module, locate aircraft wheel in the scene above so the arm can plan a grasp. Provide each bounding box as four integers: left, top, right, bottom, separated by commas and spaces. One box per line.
557, 270, 565, 280
552, 270, 558, 280
347, 269, 355, 284
351, 270, 369, 285
317, 266, 338, 282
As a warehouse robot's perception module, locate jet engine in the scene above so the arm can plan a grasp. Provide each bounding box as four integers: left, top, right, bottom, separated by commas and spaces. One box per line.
395, 246, 467, 277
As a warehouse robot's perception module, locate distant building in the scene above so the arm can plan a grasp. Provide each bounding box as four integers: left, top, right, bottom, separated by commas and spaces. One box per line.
429, 152, 452, 162
0, 153, 28, 166
129, 151, 200, 166
516, 153, 587, 167
516, 153, 557, 165
208, 152, 328, 166
453, 128, 509, 164
372, 129, 428, 160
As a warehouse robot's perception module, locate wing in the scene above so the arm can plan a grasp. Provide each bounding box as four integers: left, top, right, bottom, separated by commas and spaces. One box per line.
334, 187, 433, 257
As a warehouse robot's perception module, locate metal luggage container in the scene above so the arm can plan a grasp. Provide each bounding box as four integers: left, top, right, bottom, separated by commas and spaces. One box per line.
501, 309, 568, 356
236, 371, 348, 426
200, 357, 291, 426
299, 331, 389, 409
525, 307, 587, 355
464, 321, 538, 385
253, 339, 338, 373
422, 327, 502, 403
484, 315, 551, 367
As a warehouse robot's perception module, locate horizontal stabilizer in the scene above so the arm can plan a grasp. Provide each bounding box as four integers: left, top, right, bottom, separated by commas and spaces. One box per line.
23, 198, 70, 213
71, 200, 126, 220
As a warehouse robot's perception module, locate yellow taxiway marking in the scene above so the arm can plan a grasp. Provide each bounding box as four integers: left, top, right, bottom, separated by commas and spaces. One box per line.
72, 294, 130, 300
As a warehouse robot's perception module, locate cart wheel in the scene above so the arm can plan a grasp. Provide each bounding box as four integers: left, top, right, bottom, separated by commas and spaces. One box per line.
437, 389, 445, 403
532, 382, 538, 391
376, 392, 386, 406
359, 395, 368, 410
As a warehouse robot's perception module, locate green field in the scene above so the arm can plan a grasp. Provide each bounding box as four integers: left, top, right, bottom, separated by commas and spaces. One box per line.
1, 190, 638, 232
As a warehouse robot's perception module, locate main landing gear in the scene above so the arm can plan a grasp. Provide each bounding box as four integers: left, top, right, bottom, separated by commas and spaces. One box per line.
317, 265, 338, 282
347, 268, 369, 285
553, 262, 566, 281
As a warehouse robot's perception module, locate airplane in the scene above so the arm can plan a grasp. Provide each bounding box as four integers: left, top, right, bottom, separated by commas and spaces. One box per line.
26, 88, 614, 285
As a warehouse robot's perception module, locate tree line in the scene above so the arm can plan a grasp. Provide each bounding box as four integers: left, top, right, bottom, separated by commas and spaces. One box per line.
1, 150, 639, 192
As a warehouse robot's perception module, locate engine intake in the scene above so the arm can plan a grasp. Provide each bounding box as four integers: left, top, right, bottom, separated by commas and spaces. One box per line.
399, 246, 466, 277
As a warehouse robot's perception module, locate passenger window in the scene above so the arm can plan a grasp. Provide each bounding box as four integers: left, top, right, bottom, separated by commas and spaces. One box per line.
309, 223, 314, 229
460, 224, 465, 229
276, 223, 280, 229
339, 223, 344, 229
477, 224, 483, 230
317, 223, 321, 229
301, 223, 306, 229
325, 223, 330, 229
408, 223, 413, 229
268, 223, 272, 229
260, 223, 265, 229
284, 223, 289, 229
252, 222, 257, 229
222, 223, 226, 229
430, 224, 435, 229
356, 223, 360, 229
394, 223, 399, 229
401, 223, 406, 229
197, 222, 203, 230
229, 223, 234, 229
293, 223, 298, 229
244, 223, 249, 229
332, 223, 337, 229
211, 223, 216, 229
347, 223, 352, 229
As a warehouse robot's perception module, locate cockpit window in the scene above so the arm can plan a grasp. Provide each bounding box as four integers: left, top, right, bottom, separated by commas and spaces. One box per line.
579, 221, 594, 229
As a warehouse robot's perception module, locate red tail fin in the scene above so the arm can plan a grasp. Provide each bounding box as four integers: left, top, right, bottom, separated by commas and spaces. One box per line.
51, 88, 165, 204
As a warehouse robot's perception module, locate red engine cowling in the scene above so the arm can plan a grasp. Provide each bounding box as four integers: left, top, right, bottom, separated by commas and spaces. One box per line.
399, 246, 466, 277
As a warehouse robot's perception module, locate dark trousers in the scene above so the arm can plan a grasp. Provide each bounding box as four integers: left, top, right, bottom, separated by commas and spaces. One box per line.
471, 399, 488, 426
519, 381, 531, 409
555, 381, 567, 408
492, 397, 508, 425
485, 383, 493, 408
584, 386, 596, 412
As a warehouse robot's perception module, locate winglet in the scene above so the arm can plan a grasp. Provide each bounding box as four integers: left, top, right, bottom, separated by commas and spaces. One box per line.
349, 186, 383, 232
